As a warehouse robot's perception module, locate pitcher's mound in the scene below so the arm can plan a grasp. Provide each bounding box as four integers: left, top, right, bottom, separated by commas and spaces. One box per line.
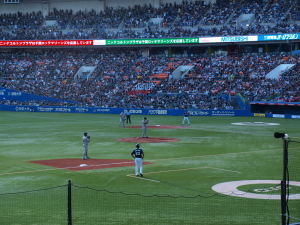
118, 137, 180, 143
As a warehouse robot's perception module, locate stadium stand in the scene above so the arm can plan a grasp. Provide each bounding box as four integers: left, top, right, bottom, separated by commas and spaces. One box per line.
0, 0, 299, 110
1, 48, 299, 109
0, 0, 299, 40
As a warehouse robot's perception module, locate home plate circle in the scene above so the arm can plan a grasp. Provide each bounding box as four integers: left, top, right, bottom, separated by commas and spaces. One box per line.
212, 180, 300, 199
80, 164, 88, 167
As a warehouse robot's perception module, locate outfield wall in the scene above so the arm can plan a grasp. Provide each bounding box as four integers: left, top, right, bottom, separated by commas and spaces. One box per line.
0, 104, 250, 116
2, 104, 300, 119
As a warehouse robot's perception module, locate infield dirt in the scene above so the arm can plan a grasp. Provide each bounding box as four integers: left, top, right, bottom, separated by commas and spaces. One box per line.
30, 158, 152, 171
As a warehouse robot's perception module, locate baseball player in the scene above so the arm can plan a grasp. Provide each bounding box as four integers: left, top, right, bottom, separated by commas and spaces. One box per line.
182, 111, 190, 125
82, 132, 90, 160
119, 111, 126, 128
125, 110, 131, 124
141, 117, 149, 138
131, 143, 144, 177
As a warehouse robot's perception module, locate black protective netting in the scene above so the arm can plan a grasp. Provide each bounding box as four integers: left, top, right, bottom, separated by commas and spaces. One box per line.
287, 141, 300, 225
0, 183, 283, 225
0, 185, 67, 225
71, 185, 280, 225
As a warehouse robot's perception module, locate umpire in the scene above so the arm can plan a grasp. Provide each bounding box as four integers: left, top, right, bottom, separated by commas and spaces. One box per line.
125, 110, 131, 124
131, 143, 144, 177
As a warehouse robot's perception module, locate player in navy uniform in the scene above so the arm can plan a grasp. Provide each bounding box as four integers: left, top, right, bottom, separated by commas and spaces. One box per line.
131, 143, 144, 177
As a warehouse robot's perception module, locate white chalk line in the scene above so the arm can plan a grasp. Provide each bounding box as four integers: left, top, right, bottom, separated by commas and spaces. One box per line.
126, 175, 161, 183
0, 147, 281, 176
205, 166, 241, 174
146, 148, 278, 163
126, 166, 241, 183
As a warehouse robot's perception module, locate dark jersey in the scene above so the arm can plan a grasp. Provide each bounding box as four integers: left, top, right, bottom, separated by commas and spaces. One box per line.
131, 148, 144, 158
184, 112, 189, 117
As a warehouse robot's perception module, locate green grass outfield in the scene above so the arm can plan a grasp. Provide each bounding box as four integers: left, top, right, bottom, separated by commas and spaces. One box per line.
0, 111, 299, 225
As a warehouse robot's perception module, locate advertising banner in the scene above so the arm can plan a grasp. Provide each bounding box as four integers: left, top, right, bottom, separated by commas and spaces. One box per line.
0, 104, 252, 117
258, 33, 300, 41
0, 40, 94, 47
1, 33, 299, 47
105, 38, 199, 46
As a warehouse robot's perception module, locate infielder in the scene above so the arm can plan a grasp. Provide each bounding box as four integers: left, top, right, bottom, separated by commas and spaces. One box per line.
131, 143, 144, 177
82, 132, 90, 160
119, 111, 126, 128
141, 117, 149, 138
182, 111, 190, 125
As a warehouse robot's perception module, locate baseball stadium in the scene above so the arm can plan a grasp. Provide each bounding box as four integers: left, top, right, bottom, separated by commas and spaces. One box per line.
0, 0, 300, 225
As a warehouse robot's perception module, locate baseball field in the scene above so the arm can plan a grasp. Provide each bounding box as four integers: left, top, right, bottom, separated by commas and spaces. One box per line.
0, 111, 299, 225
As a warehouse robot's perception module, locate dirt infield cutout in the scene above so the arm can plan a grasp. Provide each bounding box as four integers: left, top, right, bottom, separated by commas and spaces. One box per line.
118, 137, 180, 143
30, 158, 152, 171
212, 180, 300, 199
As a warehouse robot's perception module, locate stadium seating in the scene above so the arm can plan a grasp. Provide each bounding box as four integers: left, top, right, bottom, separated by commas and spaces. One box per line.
0, 0, 299, 40
1, 0, 299, 109
1, 49, 299, 109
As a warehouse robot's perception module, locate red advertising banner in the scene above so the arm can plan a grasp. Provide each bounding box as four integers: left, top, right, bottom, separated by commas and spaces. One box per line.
0, 40, 94, 47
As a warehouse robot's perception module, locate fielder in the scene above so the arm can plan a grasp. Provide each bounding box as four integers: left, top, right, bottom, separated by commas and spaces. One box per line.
82, 132, 90, 160
119, 111, 126, 128
182, 111, 190, 125
131, 143, 144, 177
141, 117, 149, 138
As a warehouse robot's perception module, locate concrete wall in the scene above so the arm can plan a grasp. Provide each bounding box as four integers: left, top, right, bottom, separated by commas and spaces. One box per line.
49, 0, 104, 12
0, 0, 44, 14
105, 0, 160, 8
0, 0, 104, 14
0, 0, 215, 14
106, 0, 216, 8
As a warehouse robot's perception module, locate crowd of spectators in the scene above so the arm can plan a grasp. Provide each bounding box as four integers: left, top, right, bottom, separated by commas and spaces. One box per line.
1, 49, 299, 110
0, 0, 299, 41
254, 0, 292, 24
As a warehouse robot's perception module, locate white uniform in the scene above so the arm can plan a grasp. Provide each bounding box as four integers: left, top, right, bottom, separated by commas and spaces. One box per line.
82, 135, 90, 160
119, 112, 126, 127
141, 118, 149, 137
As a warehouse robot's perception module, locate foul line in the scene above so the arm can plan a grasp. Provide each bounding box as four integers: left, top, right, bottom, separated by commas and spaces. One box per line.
146, 148, 280, 163
126, 175, 161, 183
126, 166, 241, 183
136, 167, 208, 175
205, 166, 241, 174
